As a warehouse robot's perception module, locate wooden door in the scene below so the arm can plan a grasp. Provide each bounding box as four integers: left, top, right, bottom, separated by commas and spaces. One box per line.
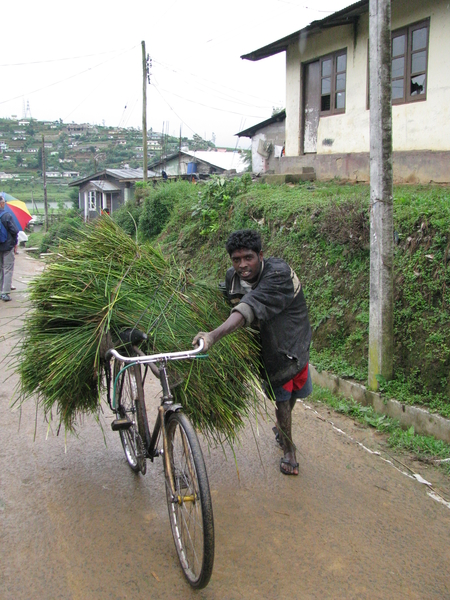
303, 60, 320, 153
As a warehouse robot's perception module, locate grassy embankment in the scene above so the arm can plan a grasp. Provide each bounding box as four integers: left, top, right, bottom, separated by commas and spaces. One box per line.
115, 177, 450, 419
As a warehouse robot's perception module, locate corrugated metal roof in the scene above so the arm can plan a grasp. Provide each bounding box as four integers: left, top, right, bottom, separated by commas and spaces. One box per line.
149, 151, 248, 173
90, 180, 120, 192
69, 167, 156, 187
104, 168, 145, 180
184, 151, 248, 172
241, 0, 369, 61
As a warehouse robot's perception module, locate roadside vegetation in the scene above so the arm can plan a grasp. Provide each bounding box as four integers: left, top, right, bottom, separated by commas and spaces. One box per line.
311, 385, 450, 477
110, 177, 450, 419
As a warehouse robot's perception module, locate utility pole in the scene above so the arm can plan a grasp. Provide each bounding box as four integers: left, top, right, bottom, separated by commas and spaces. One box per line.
178, 125, 182, 176
142, 41, 151, 182
42, 135, 49, 232
368, 0, 394, 390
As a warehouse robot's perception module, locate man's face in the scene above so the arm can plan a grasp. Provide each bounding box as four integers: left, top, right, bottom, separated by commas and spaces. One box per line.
230, 248, 263, 283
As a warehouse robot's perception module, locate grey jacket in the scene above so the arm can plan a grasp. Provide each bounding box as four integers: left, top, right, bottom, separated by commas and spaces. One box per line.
225, 257, 312, 388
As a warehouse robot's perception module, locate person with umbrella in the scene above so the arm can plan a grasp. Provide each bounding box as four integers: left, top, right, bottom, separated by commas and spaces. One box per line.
0, 194, 19, 302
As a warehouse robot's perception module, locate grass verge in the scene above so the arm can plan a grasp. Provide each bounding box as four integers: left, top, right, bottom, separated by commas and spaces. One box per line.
310, 385, 450, 477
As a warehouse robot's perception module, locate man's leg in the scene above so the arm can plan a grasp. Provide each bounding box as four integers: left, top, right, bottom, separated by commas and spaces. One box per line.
275, 400, 298, 475
2, 249, 14, 295
0, 251, 4, 293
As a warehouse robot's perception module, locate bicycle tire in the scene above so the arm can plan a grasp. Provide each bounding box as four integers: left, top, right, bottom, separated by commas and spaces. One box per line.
164, 411, 214, 589
113, 357, 149, 474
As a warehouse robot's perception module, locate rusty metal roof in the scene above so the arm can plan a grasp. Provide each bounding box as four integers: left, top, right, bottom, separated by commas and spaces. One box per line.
241, 0, 369, 61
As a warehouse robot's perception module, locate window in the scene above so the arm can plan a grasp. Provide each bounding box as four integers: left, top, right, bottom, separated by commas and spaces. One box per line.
392, 20, 429, 104
88, 190, 96, 211
320, 50, 347, 115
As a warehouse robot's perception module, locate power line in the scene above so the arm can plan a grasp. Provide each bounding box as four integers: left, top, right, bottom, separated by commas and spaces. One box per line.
154, 60, 276, 109
153, 58, 282, 105
0, 46, 137, 107
153, 82, 267, 119
151, 84, 203, 138
0, 46, 137, 68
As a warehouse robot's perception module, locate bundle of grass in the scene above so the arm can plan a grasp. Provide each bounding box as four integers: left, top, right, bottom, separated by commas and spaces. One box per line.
14, 217, 266, 444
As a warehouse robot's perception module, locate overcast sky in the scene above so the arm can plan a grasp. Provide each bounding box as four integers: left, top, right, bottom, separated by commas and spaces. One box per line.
1, 0, 355, 148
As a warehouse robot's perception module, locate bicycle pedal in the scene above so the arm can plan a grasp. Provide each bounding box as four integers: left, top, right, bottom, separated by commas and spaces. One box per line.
111, 418, 133, 431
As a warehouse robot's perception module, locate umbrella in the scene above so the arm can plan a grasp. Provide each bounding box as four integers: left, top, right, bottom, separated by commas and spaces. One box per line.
0, 193, 32, 231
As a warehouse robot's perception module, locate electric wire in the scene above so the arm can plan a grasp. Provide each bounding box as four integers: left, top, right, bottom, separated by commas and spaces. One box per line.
153, 58, 283, 105
153, 81, 267, 120
0, 46, 137, 68
0, 46, 138, 106
154, 60, 276, 109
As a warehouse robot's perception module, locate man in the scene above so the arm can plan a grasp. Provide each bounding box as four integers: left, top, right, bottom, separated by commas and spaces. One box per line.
0, 195, 19, 302
193, 229, 312, 475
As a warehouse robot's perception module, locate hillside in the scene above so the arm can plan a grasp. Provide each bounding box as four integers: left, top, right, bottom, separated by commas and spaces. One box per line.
0, 117, 216, 202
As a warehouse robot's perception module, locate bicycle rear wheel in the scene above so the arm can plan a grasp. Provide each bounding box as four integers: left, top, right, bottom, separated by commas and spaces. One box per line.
164, 412, 214, 589
113, 358, 148, 474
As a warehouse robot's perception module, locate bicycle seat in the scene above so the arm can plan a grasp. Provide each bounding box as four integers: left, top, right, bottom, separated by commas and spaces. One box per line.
118, 328, 148, 346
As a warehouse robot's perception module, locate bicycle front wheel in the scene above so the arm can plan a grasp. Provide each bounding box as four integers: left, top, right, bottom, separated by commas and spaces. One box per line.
113, 358, 148, 474
164, 412, 214, 589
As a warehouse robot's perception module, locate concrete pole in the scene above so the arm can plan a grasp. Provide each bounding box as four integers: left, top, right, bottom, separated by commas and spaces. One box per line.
142, 41, 148, 182
368, 0, 394, 390
42, 134, 49, 232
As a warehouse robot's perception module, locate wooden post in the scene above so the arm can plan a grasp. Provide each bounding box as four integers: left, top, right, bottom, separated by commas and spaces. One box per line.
142, 41, 148, 182
42, 134, 49, 232
368, 0, 394, 390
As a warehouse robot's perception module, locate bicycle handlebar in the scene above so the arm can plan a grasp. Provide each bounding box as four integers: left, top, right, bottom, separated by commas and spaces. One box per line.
105, 338, 205, 364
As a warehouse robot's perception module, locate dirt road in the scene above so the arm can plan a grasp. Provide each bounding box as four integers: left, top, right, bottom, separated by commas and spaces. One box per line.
1, 252, 450, 600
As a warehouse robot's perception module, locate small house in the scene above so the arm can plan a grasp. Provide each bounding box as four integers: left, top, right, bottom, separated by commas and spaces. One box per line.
241, 0, 450, 183
69, 168, 155, 220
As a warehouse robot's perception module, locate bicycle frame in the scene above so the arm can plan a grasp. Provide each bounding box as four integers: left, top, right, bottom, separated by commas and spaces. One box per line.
106, 340, 205, 498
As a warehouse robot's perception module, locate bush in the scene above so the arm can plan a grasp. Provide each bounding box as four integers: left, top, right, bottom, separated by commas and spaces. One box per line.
111, 200, 142, 239
39, 213, 84, 253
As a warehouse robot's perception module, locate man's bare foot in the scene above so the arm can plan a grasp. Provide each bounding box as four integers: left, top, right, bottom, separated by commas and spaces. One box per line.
280, 451, 299, 475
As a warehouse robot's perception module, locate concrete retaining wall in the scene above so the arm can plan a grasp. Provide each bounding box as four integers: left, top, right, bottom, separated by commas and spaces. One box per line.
310, 365, 450, 444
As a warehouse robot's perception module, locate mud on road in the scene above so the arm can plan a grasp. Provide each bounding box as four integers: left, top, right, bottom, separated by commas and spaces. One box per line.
1, 252, 450, 600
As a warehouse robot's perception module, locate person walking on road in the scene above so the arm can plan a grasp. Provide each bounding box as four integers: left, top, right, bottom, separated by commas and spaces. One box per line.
193, 229, 312, 475
0, 195, 19, 302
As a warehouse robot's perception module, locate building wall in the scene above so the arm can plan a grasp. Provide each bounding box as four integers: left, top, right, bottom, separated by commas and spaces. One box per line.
285, 0, 450, 158
250, 120, 286, 173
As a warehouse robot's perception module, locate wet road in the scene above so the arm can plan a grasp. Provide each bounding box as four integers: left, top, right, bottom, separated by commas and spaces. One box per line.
1, 252, 450, 599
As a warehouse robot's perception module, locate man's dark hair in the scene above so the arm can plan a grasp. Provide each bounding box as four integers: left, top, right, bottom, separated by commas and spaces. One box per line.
226, 229, 262, 255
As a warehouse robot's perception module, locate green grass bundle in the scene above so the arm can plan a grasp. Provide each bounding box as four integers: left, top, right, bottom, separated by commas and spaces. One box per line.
14, 217, 266, 443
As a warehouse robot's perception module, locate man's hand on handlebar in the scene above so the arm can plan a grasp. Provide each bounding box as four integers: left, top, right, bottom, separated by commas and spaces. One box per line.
192, 331, 215, 352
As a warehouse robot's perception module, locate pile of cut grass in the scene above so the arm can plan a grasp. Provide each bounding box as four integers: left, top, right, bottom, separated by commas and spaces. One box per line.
14, 217, 266, 444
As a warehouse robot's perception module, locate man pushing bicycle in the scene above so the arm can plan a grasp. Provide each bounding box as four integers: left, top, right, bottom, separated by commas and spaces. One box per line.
193, 229, 312, 475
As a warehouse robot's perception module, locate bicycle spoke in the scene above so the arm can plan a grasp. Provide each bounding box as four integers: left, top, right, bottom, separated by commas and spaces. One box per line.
164, 412, 214, 588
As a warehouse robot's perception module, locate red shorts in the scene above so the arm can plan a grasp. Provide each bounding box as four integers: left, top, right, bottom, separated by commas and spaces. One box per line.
282, 363, 309, 393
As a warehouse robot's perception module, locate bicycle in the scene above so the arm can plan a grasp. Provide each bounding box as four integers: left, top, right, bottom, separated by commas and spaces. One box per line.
104, 328, 214, 590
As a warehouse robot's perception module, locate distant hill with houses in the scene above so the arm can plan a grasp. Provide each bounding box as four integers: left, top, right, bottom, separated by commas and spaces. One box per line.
0, 117, 221, 184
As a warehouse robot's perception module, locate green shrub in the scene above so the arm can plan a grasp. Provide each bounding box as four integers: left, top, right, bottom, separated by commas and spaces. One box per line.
39, 214, 84, 253
111, 200, 142, 239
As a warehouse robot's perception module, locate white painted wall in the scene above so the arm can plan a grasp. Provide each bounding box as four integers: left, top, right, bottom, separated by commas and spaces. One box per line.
252, 133, 267, 173
285, 0, 450, 156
